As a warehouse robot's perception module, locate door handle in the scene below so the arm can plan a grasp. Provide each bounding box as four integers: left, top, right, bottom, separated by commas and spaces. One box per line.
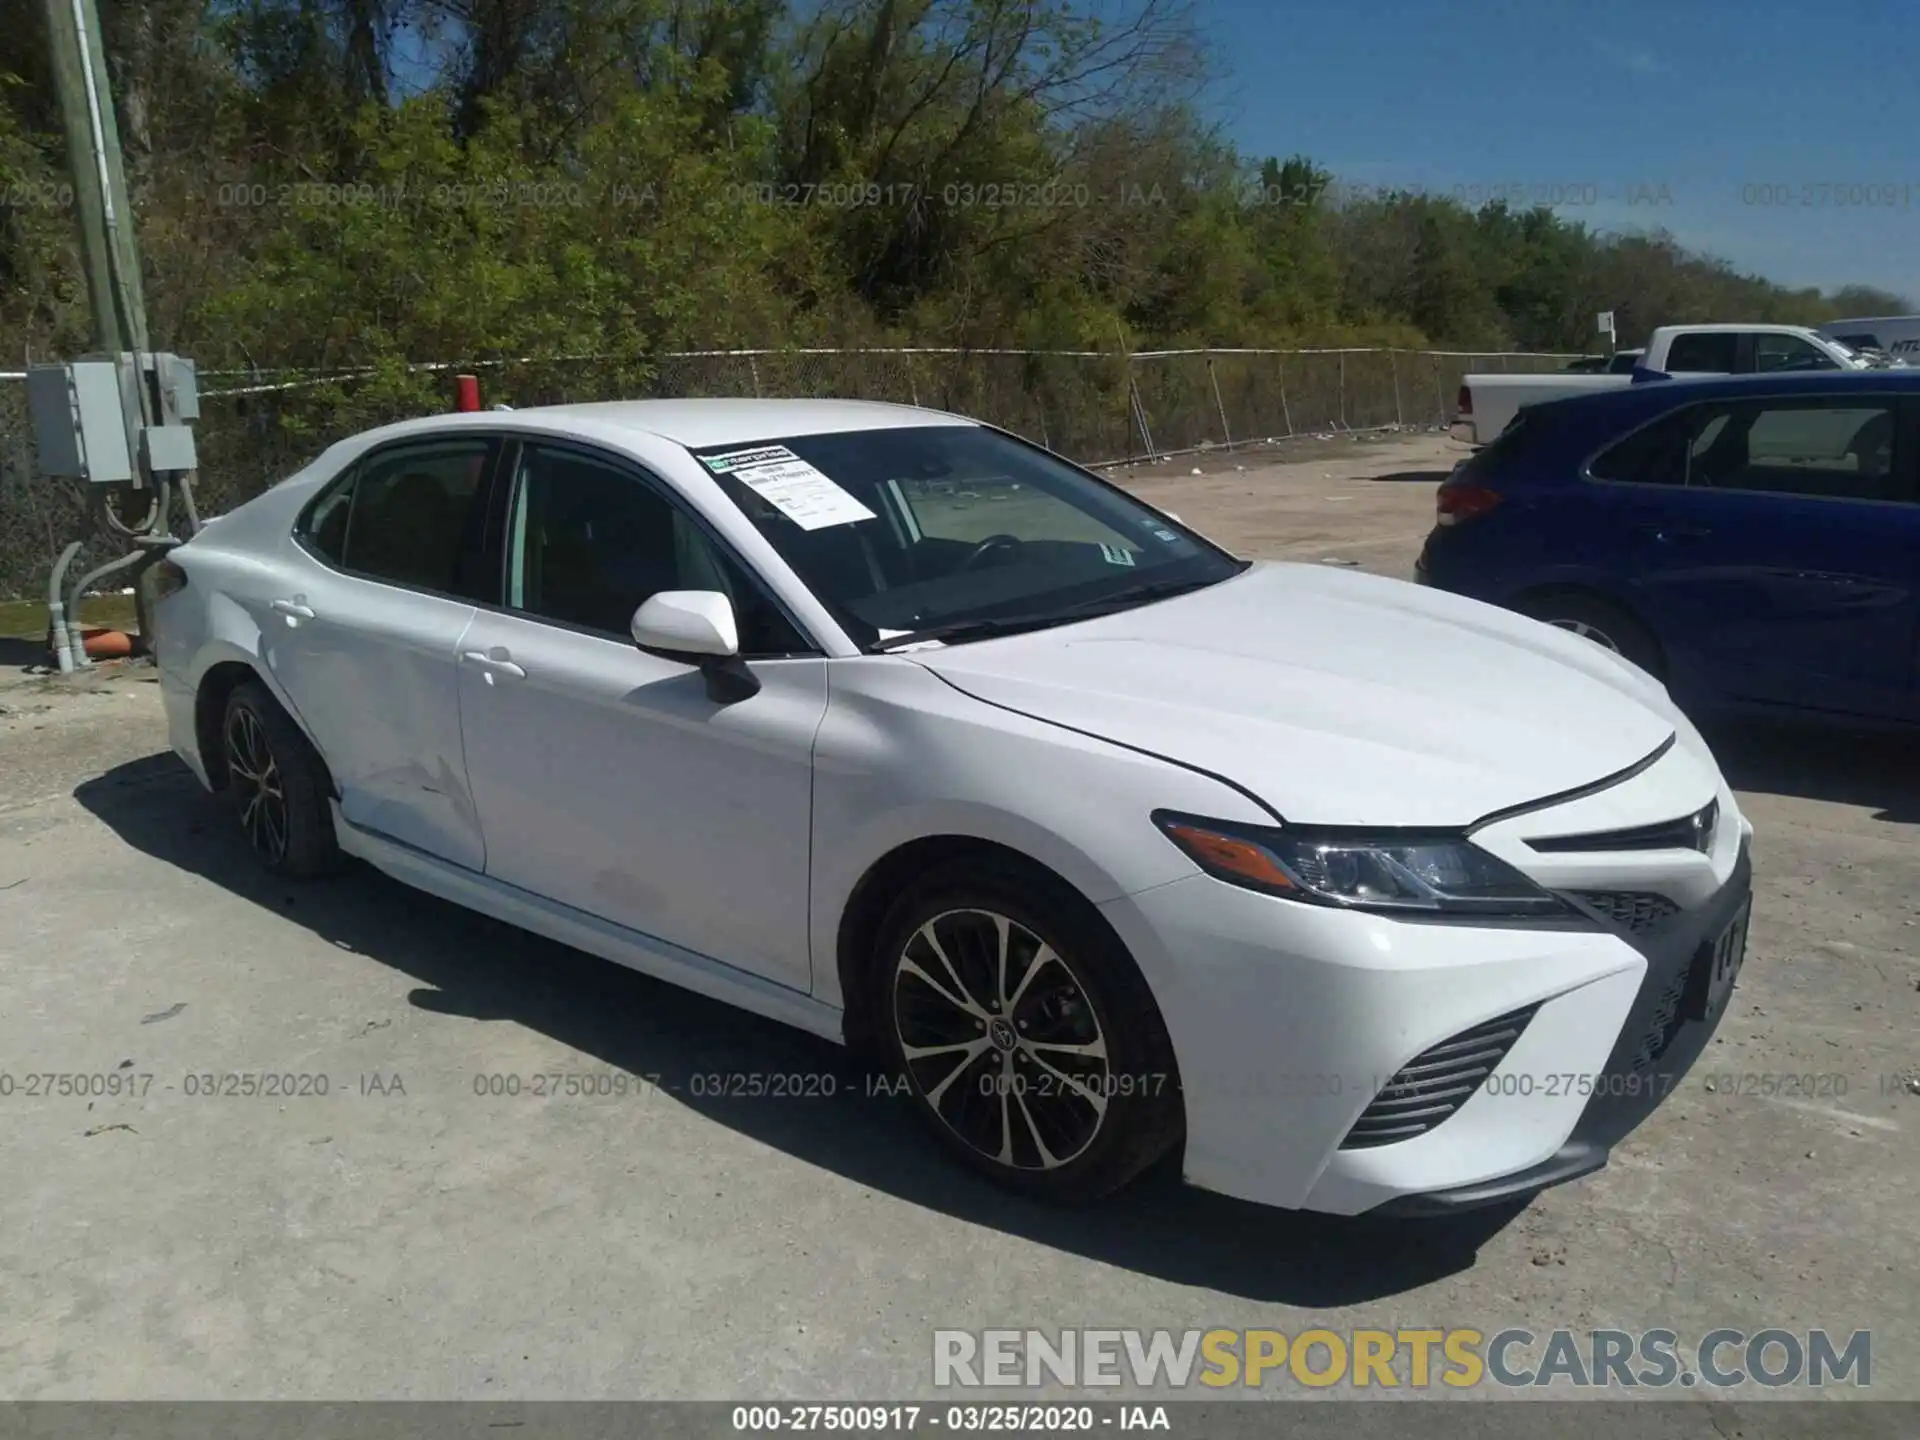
461, 649, 527, 680
271, 598, 316, 620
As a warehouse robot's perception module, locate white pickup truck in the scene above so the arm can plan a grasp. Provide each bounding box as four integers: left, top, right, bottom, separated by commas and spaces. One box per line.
1449, 323, 1870, 445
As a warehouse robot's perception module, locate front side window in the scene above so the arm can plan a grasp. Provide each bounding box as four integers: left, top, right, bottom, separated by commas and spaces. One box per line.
1754, 333, 1840, 373
298, 438, 498, 601
503, 443, 809, 657
688, 425, 1247, 648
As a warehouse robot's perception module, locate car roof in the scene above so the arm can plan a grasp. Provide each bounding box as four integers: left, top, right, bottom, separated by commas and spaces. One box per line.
1531, 368, 1920, 422
1652, 322, 1820, 334
351, 397, 979, 451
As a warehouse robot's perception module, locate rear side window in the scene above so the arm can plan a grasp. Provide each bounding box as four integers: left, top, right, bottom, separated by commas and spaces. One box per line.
1588, 408, 1693, 486
297, 438, 500, 601
1664, 333, 1739, 373
1687, 398, 1903, 501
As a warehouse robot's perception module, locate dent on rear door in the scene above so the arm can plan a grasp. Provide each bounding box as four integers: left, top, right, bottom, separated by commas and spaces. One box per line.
262, 559, 488, 869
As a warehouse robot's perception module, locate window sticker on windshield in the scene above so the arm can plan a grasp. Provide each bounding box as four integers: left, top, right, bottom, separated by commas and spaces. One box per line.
1099, 543, 1137, 566
699, 446, 877, 531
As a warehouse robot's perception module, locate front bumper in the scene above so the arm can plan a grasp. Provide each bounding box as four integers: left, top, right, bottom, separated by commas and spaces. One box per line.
1371, 840, 1750, 1215
1098, 745, 1751, 1216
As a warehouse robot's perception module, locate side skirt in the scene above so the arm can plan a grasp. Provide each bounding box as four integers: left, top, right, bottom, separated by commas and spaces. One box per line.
332, 803, 848, 1045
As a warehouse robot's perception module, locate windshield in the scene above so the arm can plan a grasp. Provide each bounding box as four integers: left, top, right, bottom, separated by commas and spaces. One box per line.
688, 425, 1247, 648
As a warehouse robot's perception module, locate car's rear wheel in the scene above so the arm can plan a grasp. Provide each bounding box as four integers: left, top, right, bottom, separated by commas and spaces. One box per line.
1519, 592, 1664, 677
222, 680, 341, 878
874, 860, 1182, 1202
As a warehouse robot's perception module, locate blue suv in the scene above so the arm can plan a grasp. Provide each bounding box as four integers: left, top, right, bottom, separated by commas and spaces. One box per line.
1417, 371, 1920, 724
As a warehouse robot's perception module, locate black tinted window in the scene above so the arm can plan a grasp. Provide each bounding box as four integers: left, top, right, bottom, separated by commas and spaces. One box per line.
302, 478, 354, 564
505, 444, 808, 657
1664, 333, 1739, 372
1589, 408, 1692, 485
303, 440, 498, 599
1684, 399, 1903, 501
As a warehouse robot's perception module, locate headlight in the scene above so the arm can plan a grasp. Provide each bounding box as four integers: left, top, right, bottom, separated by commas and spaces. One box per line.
1152, 811, 1569, 917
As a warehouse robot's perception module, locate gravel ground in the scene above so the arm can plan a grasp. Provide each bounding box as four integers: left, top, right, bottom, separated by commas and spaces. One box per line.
0, 430, 1914, 1416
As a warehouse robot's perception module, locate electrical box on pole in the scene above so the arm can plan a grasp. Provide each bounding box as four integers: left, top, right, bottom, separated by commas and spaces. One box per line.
27, 361, 135, 483
27, 353, 200, 482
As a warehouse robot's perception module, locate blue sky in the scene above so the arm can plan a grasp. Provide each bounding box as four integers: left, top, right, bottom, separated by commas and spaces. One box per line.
1200, 0, 1918, 305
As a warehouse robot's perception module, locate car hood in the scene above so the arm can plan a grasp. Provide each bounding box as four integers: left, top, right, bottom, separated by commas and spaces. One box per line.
911, 562, 1678, 827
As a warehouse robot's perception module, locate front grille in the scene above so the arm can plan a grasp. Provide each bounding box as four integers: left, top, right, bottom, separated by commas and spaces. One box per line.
1572, 890, 1681, 933
1340, 1006, 1539, 1150
1527, 799, 1717, 855
1625, 965, 1690, 1073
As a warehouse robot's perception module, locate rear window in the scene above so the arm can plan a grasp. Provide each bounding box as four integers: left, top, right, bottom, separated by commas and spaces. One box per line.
1455, 408, 1555, 482
1664, 332, 1740, 372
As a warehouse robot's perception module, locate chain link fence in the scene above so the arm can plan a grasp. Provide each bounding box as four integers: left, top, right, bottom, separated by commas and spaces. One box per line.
0, 346, 1578, 604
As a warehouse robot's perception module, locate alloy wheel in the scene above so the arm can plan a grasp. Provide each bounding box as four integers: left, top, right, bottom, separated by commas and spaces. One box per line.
891, 907, 1112, 1171
225, 706, 289, 863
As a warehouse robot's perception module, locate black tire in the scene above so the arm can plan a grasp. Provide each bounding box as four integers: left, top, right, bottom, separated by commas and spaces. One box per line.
221, 680, 342, 878
1519, 591, 1664, 678
873, 858, 1183, 1203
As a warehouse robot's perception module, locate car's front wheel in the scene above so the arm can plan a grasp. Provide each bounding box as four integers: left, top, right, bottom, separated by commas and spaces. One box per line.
222, 680, 342, 878
874, 860, 1183, 1202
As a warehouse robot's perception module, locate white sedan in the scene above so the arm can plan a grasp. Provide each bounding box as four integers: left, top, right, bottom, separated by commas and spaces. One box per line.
152, 399, 1754, 1216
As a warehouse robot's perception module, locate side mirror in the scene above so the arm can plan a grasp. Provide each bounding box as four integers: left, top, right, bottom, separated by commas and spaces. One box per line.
632, 590, 738, 656
630, 591, 760, 703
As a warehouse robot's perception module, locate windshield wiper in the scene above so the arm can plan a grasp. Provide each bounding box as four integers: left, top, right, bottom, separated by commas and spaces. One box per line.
872, 612, 1077, 652
870, 574, 1231, 654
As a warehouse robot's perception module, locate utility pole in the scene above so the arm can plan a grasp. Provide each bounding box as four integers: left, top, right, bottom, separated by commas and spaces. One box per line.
41, 0, 150, 362
33, 0, 199, 672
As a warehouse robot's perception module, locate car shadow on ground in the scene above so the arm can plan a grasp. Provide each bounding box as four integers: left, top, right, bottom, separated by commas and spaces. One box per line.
1367, 470, 1453, 485
76, 751, 1527, 1306
1705, 718, 1920, 826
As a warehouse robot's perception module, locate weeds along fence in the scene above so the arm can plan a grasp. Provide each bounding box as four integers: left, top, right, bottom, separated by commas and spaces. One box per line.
0, 346, 1577, 603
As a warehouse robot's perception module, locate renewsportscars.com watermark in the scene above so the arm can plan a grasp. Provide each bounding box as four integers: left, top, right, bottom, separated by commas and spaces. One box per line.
933, 1327, 1871, 1391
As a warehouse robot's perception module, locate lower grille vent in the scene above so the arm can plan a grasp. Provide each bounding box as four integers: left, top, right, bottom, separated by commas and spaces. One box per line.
1627, 967, 1691, 1074
1340, 1005, 1540, 1150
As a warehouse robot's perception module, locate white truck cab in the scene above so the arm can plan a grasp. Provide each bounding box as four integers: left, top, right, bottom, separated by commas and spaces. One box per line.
1450, 323, 1867, 445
